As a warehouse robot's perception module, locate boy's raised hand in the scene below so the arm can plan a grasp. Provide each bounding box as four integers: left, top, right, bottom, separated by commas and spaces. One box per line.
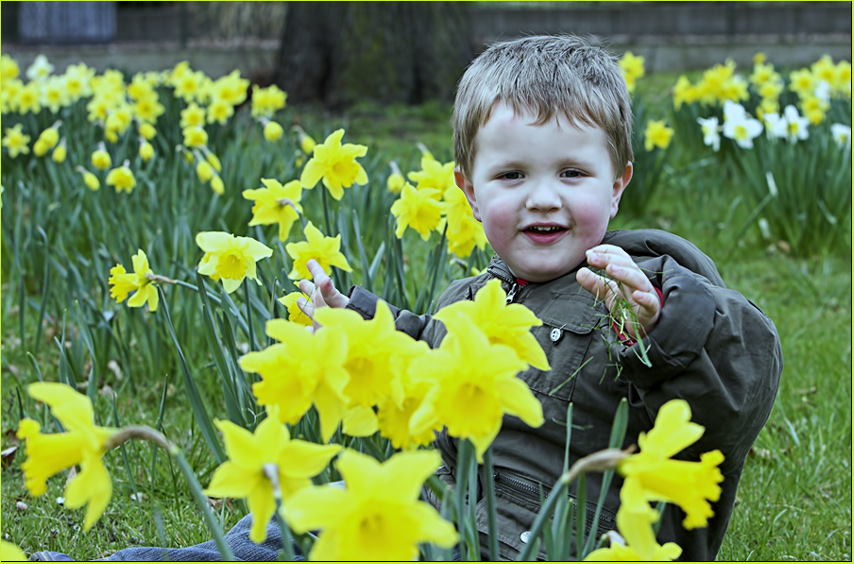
576, 244, 661, 341
296, 259, 350, 331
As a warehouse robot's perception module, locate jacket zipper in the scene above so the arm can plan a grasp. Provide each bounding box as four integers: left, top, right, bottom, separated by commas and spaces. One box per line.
506, 282, 520, 304
493, 471, 612, 528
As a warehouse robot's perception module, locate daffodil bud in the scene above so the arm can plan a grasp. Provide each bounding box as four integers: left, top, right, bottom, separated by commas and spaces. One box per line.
138, 122, 157, 140
51, 140, 66, 163
264, 121, 284, 142
196, 161, 213, 183
91, 148, 112, 170
205, 150, 222, 172
211, 175, 224, 195
139, 140, 154, 162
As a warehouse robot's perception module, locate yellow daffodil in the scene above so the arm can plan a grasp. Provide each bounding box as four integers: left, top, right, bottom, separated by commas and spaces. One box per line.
206, 98, 234, 125
108, 249, 159, 312
0, 54, 20, 81
278, 291, 313, 327
407, 155, 455, 196
250, 84, 287, 118
106, 164, 136, 194
18, 382, 118, 531
314, 301, 425, 436
240, 319, 350, 442
285, 221, 352, 280
299, 128, 368, 200
195, 231, 273, 294
2, 124, 30, 158
375, 340, 438, 450
618, 399, 725, 530
286, 449, 458, 560
435, 279, 549, 371
1, 540, 27, 561
644, 119, 674, 151
16, 82, 42, 115
91, 146, 112, 170
263, 120, 284, 142
242, 178, 304, 241
182, 125, 208, 149
672, 75, 697, 110
619, 51, 645, 93
390, 183, 443, 240
179, 102, 205, 129
442, 185, 488, 258
584, 478, 682, 561
204, 407, 340, 544
409, 315, 543, 461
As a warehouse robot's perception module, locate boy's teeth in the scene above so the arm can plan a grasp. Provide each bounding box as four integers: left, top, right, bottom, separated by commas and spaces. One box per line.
529, 226, 561, 232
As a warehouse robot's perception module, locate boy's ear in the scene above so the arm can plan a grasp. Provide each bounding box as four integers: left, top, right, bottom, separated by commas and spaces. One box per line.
610, 161, 633, 219
454, 167, 481, 221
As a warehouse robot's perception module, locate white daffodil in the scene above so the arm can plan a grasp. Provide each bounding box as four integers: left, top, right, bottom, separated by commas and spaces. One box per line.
722, 103, 763, 149
26, 54, 54, 82
723, 100, 748, 122
697, 116, 721, 152
762, 112, 788, 140
830, 123, 851, 149
814, 80, 832, 103
781, 105, 809, 143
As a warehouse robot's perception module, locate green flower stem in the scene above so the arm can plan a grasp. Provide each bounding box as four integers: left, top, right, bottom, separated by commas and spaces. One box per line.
173, 449, 236, 561
263, 463, 297, 561
103, 425, 235, 561
244, 281, 255, 353
482, 447, 500, 562
172, 278, 224, 306
456, 438, 471, 561
515, 447, 632, 562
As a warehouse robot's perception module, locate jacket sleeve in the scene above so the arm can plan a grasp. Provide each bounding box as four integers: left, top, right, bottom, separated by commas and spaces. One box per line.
618, 254, 782, 468
346, 285, 439, 342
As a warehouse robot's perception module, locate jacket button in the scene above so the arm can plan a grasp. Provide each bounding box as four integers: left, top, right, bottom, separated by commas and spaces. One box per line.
549, 328, 562, 342
520, 531, 531, 544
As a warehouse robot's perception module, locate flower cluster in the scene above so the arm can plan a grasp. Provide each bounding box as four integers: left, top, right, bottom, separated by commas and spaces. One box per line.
389, 152, 488, 259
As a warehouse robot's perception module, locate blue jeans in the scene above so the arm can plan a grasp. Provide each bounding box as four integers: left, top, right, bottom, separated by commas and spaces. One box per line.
30, 513, 303, 561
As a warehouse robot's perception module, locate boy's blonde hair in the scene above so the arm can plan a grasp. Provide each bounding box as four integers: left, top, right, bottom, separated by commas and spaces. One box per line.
453, 35, 633, 181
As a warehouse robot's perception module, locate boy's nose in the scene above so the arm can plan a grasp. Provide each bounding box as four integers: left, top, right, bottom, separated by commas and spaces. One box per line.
525, 180, 562, 211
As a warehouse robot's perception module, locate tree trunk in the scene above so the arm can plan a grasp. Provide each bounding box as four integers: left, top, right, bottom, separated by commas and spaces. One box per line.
272, 2, 474, 108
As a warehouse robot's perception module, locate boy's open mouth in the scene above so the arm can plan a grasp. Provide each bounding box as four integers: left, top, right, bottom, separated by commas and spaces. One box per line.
522, 224, 568, 243
523, 225, 565, 233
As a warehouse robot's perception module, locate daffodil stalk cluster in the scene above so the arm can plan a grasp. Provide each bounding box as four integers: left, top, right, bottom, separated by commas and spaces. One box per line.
669, 53, 851, 256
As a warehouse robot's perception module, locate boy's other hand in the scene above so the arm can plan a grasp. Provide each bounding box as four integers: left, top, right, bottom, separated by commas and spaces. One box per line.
296, 259, 350, 331
576, 244, 661, 341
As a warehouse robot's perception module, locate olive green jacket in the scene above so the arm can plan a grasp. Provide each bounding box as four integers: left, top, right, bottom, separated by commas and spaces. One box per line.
346, 229, 782, 561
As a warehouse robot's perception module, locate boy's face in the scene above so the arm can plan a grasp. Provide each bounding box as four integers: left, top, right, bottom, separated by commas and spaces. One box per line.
456, 103, 632, 283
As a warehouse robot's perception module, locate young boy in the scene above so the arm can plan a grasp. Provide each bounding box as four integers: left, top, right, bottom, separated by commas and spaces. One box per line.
300, 34, 782, 560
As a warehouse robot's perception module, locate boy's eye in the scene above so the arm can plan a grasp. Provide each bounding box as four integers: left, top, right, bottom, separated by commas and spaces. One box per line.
498, 171, 523, 181
561, 169, 584, 178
